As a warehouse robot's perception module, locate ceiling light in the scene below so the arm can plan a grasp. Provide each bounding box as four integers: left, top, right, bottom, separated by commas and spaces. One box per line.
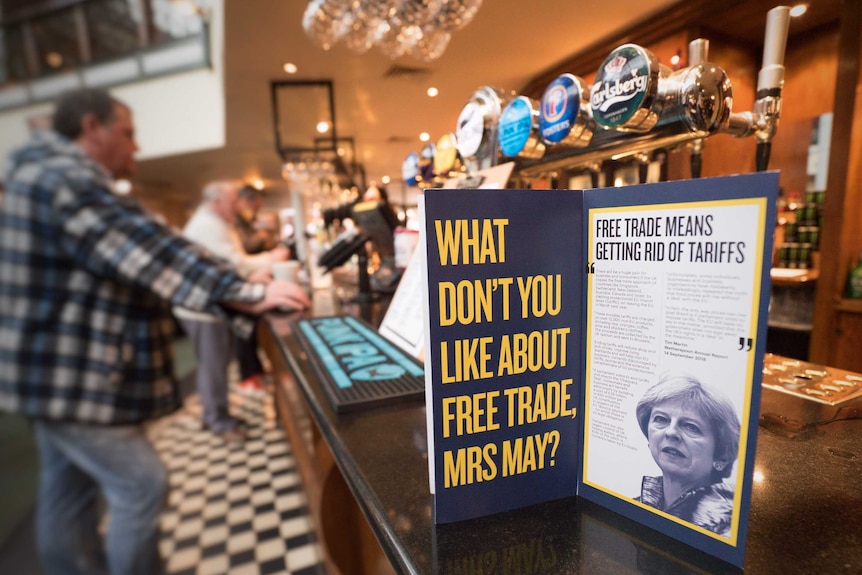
670, 53, 680, 66
381, 175, 391, 184
283, 62, 298, 74
419, 132, 430, 142
316, 121, 330, 133
789, 3, 808, 17
427, 87, 439, 97
249, 178, 264, 190
45, 51, 63, 68
301, 0, 481, 62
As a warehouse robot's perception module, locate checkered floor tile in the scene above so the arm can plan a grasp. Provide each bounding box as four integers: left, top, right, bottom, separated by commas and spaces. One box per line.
148, 384, 326, 575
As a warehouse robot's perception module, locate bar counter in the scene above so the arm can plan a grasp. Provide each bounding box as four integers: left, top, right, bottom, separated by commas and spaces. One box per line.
259, 288, 862, 575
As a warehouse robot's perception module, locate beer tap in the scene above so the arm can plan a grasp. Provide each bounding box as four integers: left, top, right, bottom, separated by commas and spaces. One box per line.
589, 162, 602, 189
754, 5, 791, 172
518, 39, 733, 179
510, 6, 791, 180
724, 6, 791, 171
636, 152, 651, 184
455, 86, 512, 174
689, 138, 704, 178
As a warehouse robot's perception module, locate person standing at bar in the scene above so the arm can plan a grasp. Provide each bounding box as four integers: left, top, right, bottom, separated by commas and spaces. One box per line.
0, 87, 308, 575
232, 184, 283, 393
174, 181, 289, 435
235, 184, 279, 254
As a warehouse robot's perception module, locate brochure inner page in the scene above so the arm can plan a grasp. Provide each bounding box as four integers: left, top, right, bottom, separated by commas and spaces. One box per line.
580, 172, 778, 568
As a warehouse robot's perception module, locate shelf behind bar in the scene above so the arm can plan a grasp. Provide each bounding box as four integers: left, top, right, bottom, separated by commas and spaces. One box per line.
835, 298, 862, 314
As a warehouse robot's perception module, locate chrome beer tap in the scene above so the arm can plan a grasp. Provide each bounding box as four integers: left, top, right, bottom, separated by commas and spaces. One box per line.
754, 5, 791, 172
724, 6, 791, 171
511, 6, 792, 180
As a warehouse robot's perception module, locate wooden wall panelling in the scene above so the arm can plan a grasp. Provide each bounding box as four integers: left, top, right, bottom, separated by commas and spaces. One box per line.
520, 0, 843, 190
136, 187, 195, 229
520, 0, 770, 99
519, 0, 856, 368
810, 0, 862, 368
770, 25, 840, 199
260, 323, 395, 575
833, 310, 862, 373
781, 25, 841, 122
258, 325, 336, 574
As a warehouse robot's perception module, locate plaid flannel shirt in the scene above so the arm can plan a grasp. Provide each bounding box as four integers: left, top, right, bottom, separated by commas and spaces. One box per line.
0, 131, 265, 424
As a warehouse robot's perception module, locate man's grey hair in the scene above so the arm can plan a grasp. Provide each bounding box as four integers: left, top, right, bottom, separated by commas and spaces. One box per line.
52, 88, 128, 140
201, 180, 241, 202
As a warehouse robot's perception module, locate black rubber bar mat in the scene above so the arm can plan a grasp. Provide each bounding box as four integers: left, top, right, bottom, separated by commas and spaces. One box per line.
293, 315, 425, 413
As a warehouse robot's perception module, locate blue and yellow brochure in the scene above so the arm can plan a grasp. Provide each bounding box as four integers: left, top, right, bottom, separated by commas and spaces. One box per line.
420, 172, 778, 568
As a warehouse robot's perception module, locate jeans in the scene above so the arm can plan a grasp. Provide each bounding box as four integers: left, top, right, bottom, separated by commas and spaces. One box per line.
33, 420, 167, 575
235, 326, 264, 381
179, 318, 240, 432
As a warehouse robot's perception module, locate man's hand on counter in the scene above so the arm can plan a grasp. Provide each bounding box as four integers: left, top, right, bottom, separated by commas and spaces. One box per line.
259, 280, 310, 312
247, 266, 274, 284
227, 279, 311, 315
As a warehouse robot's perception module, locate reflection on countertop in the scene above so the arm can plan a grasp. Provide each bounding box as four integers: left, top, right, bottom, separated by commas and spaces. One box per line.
262, 288, 862, 575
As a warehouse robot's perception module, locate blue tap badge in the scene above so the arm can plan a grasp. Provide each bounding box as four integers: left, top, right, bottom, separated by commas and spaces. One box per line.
498, 97, 534, 157
402, 152, 420, 186
540, 74, 580, 144
420, 143, 436, 181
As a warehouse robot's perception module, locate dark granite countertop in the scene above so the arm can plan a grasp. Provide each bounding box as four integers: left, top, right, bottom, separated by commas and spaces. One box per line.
265, 294, 862, 574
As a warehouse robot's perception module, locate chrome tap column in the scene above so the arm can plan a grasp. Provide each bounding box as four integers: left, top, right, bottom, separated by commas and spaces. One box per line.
683, 38, 710, 178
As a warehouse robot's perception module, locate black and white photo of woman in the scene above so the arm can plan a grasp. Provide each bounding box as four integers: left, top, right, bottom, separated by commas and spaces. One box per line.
634, 374, 741, 536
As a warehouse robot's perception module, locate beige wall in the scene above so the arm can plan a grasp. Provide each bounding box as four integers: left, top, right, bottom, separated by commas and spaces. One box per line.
0, 0, 226, 175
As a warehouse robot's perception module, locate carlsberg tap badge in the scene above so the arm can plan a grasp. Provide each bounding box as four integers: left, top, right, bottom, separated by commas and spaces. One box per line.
591, 45, 653, 129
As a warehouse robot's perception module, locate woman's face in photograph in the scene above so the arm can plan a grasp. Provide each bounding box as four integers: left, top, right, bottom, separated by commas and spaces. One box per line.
647, 400, 717, 485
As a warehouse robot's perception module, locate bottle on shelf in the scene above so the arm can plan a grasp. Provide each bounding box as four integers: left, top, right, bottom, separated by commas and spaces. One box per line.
844, 251, 862, 298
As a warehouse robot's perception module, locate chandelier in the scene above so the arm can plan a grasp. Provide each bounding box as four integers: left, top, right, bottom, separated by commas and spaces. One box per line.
302, 0, 483, 62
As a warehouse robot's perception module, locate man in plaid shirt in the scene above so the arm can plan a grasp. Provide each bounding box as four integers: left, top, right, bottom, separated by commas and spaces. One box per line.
0, 88, 309, 574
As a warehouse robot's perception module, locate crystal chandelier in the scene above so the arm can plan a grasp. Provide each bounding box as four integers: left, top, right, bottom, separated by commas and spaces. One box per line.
302, 0, 483, 62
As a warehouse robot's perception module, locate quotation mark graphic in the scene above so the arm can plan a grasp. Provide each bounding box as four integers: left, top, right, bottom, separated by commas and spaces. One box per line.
585, 262, 596, 274
738, 337, 753, 351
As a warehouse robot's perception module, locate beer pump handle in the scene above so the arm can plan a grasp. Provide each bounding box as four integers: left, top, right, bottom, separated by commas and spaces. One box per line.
754, 6, 791, 171
758, 6, 791, 96
688, 38, 708, 67
688, 39, 708, 178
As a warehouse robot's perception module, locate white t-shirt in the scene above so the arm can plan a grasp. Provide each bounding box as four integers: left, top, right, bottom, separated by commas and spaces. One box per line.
174, 204, 274, 322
